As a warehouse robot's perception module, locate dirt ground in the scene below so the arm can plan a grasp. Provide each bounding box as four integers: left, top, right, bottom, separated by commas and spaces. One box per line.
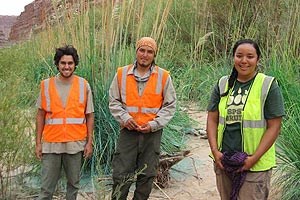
145, 106, 220, 200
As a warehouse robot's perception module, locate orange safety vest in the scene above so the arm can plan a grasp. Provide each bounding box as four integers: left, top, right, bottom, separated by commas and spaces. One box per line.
117, 64, 169, 126
40, 75, 88, 142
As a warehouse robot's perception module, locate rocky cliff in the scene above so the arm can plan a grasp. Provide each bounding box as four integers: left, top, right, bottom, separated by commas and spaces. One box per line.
1, 0, 109, 46
0, 16, 17, 46
9, 0, 55, 42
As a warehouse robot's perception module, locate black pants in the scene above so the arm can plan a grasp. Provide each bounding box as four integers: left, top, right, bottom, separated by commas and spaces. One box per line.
111, 128, 162, 200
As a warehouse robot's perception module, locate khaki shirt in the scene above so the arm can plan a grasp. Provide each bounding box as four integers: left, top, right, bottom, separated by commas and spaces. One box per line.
109, 63, 176, 132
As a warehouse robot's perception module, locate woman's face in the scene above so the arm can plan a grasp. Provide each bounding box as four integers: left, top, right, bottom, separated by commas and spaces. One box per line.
234, 43, 259, 82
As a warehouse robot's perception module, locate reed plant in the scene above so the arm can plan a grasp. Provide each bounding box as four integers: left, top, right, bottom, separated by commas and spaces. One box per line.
267, 49, 300, 200
276, 105, 300, 200
0, 47, 36, 199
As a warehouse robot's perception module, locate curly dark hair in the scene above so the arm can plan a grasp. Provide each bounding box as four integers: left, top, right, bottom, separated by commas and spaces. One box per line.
54, 45, 79, 66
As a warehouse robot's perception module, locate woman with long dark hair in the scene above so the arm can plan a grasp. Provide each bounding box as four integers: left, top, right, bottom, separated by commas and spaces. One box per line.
206, 39, 285, 200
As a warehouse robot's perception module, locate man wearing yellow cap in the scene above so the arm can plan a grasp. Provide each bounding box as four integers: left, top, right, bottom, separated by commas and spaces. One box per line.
109, 37, 176, 200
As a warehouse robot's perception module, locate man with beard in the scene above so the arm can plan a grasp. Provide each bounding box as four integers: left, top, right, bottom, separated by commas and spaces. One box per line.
109, 37, 177, 200
35, 45, 94, 200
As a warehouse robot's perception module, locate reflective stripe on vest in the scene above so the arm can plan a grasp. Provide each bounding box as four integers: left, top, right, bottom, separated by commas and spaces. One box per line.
218, 117, 266, 128
120, 66, 128, 103
217, 73, 275, 171
117, 65, 168, 125
126, 106, 160, 114
45, 117, 86, 125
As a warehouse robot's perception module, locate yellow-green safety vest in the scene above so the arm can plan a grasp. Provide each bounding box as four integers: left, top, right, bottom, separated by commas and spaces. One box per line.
218, 73, 275, 171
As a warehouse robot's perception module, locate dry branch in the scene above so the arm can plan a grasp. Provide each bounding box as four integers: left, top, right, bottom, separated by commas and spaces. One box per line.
155, 150, 191, 188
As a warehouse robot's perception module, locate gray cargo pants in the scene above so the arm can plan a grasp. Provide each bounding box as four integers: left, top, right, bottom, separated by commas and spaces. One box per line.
37, 152, 83, 200
112, 128, 162, 200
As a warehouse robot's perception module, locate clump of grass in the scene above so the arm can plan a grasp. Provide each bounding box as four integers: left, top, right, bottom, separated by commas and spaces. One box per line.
267, 50, 300, 200
0, 72, 36, 199
276, 107, 300, 200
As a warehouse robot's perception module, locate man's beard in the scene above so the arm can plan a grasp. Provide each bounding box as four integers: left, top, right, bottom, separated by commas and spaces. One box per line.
138, 60, 153, 68
139, 63, 150, 68
59, 71, 74, 78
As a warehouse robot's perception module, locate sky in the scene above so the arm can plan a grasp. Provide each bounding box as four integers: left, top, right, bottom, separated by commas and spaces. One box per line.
0, 0, 34, 16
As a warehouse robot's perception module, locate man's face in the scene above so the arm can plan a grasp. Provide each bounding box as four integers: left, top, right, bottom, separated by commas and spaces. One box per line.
57, 55, 75, 79
136, 46, 155, 68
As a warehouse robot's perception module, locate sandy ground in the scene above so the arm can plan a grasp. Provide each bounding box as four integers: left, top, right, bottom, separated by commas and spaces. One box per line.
152, 108, 218, 200
142, 135, 220, 200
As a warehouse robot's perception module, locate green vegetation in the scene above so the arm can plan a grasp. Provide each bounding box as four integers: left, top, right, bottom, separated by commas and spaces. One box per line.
0, 0, 299, 199
271, 53, 300, 200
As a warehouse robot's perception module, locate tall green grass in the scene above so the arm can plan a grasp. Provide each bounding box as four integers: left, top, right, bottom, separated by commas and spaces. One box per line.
268, 50, 300, 200
0, 47, 37, 199
276, 105, 300, 200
